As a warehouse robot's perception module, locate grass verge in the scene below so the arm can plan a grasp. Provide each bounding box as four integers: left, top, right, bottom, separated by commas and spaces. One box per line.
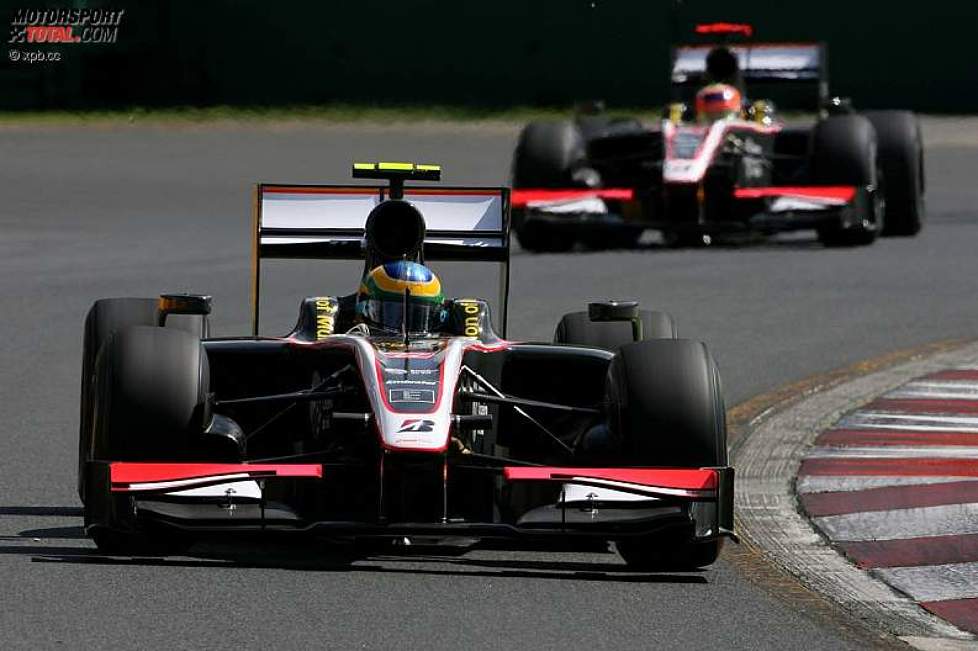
0, 103, 664, 127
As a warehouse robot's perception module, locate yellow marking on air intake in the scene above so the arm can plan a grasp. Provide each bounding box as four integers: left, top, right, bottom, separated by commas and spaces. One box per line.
353, 162, 376, 170
457, 299, 482, 338
314, 297, 338, 340
416, 164, 441, 172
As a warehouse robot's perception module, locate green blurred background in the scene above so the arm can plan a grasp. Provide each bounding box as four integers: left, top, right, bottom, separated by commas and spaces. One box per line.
2, 0, 975, 112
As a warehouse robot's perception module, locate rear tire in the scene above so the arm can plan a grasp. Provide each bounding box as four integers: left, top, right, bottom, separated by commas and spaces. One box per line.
605, 339, 727, 569
811, 115, 881, 247
85, 326, 209, 554
554, 310, 677, 351
865, 111, 924, 236
512, 121, 586, 253
78, 298, 159, 503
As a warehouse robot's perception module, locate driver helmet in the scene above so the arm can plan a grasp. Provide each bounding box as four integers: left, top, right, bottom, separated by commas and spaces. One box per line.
695, 83, 742, 123
357, 261, 446, 335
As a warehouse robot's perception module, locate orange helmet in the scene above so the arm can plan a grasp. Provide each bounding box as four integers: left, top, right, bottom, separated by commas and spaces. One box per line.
695, 83, 742, 123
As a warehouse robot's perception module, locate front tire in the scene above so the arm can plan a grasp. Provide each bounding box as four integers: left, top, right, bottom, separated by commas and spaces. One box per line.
865, 111, 924, 236
511, 121, 587, 253
811, 115, 881, 247
78, 298, 159, 503
605, 339, 727, 569
85, 326, 209, 554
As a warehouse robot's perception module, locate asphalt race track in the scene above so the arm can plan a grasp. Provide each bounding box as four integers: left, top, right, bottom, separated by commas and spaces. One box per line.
1, 119, 977, 649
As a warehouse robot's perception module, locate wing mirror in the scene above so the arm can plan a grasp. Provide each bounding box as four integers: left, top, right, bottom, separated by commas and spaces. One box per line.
822, 96, 854, 116
747, 100, 777, 126
663, 102, 689, 124
158, 293, 212, 327
588, 300, 643, 342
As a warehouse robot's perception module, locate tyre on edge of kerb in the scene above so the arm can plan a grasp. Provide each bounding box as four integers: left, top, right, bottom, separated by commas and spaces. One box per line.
605, 339, 727, 569
554, 310, 678, 351
864, 110, 925, 237
511, 121, 585, 252
85, 325, 209, 553
810, 114, 881, 247
77, 298, 159, 503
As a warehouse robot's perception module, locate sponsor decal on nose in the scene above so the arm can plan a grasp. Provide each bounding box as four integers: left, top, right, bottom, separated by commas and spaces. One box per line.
397, 419, 435, 433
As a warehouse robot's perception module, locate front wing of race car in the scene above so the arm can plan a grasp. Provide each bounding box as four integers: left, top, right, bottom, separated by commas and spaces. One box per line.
86, 460, 735, 543
722, 184, 873, 233
511, 184, 871, 237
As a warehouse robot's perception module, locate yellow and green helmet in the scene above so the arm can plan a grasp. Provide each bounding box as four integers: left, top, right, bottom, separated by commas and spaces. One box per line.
357, 261, 446, 334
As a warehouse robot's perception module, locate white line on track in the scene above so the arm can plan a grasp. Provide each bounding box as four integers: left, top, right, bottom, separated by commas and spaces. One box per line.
797, 476, 978, 494
805, 446, 978, 459
840, 412, 978, 432
875, 562, 978, 602
815, 503, 978, 542
887, 381, 978, 401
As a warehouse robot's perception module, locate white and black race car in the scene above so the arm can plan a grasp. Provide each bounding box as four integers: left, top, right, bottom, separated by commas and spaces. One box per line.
511, 24, 925, 250
78, 162, 734, 568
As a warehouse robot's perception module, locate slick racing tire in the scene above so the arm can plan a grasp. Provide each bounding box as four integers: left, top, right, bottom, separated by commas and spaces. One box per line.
85, 326, 209, 554
512, 121, 586, 252
554, 310, 677, 351
78, 298, 159, 503
606, 339, 727, 569
512, 121, 586, 188
811, 115, 881, 247
864, 111, 925, 236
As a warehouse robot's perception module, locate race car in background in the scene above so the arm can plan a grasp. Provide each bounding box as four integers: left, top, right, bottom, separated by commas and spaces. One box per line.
77, 163, 735, 569
510, 23, 925, 251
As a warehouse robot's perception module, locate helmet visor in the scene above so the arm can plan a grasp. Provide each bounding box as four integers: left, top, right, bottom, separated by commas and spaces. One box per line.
362, 298, 442, 335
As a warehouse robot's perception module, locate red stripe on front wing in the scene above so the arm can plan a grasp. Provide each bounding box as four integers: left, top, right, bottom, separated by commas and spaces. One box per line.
110, 463, 322, 485
504, 467, 717, 490
511, 188, 634, 208
733, 186, 856, 201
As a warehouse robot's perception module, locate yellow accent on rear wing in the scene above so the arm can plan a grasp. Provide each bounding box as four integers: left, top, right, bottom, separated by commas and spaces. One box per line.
352, 161, 441, 182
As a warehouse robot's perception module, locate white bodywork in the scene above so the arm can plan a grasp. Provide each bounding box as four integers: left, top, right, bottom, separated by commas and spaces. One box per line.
662, 119, 780, 185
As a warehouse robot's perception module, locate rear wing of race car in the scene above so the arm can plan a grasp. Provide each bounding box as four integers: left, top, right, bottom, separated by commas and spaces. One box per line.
671, 41, 829, 108
251, 164, 511, 336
